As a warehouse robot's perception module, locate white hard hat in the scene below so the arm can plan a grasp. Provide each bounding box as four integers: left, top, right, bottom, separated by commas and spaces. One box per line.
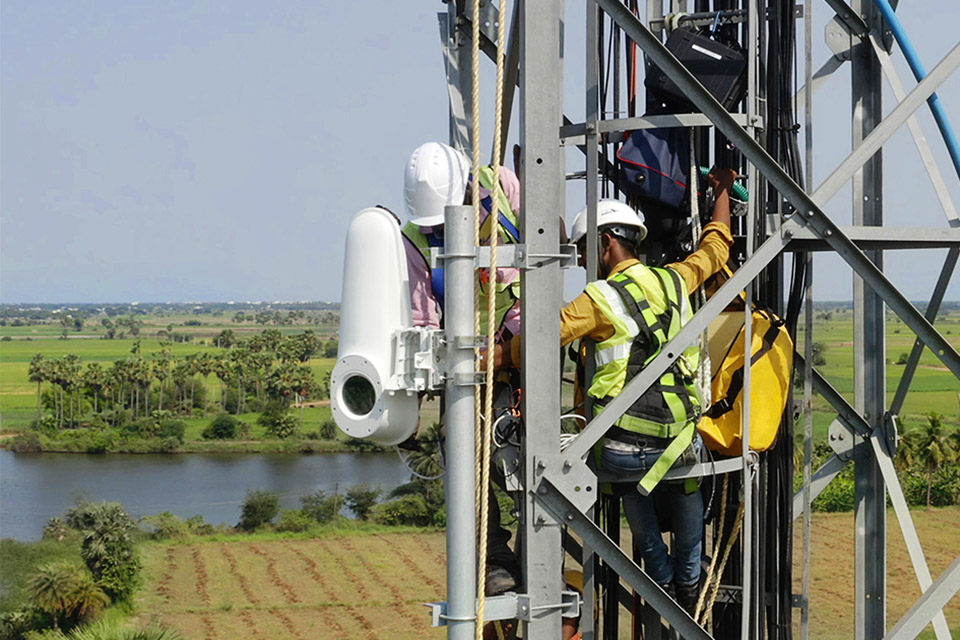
403, 142, 471, 227
570, 199, 647, 244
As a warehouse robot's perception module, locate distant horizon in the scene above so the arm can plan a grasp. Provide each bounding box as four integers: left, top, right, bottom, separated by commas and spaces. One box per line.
2, 299, 959, 307
3, 3, 959, 303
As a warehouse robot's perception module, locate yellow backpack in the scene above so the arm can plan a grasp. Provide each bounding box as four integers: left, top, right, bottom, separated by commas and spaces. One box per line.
697, 307, 793, 456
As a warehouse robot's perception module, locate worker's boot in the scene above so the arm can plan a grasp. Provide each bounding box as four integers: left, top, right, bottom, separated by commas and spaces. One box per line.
485, 566, 519, 596
675, 581, 701, 618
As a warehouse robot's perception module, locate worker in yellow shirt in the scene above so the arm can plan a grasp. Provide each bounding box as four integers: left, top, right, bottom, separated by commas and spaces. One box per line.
492, 167, 735, 614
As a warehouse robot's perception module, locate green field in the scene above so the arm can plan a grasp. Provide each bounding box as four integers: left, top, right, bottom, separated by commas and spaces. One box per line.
797, 307, 960, 437
2, 308, 958, 442
0, 312, 341, 447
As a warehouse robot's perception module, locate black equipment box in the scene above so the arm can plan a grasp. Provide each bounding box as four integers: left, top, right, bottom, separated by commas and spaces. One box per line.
645, 28, 747, 112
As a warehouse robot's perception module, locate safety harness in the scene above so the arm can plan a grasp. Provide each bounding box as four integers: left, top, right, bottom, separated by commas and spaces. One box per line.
586, 262, 702, 494
401, 222, 446, 309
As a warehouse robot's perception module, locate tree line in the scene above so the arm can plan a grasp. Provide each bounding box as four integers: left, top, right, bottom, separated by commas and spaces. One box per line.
26, 329, 338, 432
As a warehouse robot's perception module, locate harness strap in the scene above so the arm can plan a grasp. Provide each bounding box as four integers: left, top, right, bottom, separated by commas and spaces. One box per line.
426, 230, 446, 309
637, 420, 696, 495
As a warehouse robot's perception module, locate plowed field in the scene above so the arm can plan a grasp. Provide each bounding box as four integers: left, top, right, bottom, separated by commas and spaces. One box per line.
138, 532, 447, 640
138, 509, 960, 639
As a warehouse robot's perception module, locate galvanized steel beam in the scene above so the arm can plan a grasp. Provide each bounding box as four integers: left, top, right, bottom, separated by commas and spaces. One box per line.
792, 356, 950, 638
519, 0, 565, 636
883, 555, 960, 640
889, 247, 960, 416
536, 479, 715, 640
869, 33, 959, 225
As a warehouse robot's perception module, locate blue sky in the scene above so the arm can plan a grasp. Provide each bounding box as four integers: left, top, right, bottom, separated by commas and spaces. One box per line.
2, 1, 958, 303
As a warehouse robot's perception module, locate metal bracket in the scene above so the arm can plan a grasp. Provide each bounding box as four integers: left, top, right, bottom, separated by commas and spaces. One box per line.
433, 244, 579, 270
712, 584, 743, 605
536, 455, 597, 514
516, 591, 581, 621
455, 372, 485, 386
391, 328, 445, 392
493, 445, 523, 492
827, 418, 857, 461
882, 411, 899, 459
454, 335, 488, 350
454, 0, 503, 50
425, 591, 580, 626
826, 15, 855, 62
824, 0, 869, 38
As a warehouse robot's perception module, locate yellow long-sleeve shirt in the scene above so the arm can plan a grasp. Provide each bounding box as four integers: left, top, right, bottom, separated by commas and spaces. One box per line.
508, 221, 733, 365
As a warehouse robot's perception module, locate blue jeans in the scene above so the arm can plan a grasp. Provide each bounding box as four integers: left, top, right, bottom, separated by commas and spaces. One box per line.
600, 436, 703, 587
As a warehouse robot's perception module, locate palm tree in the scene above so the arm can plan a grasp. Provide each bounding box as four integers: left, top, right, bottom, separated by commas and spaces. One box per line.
211, 354, 232, 411
260, 328, 283, 354
403, 421, 445, 478
250, 351, 273, 404
28, 354, 47, 420
229, 347, 250, 415
170, 360, 191, 415
109, 361, 130, 425
44, 358, 64, 428
195, 353, 214, 415
292, 365, 319, 425
62, 355, 82, 426
67, 571, 109, 621
901, 412, 959, 508
73, 502, 140, 602
84, 363, 106, 415
28, 563, 102, 632
153, 350, 171, 412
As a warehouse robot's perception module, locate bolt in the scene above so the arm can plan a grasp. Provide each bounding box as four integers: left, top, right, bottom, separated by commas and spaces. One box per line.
824, 229, 833, 237
585, 123, 596, 134
536, 460, 546, 471
538, 486, 547, 495
783, 229, 793, 239
521, 605, 529, 613
805, 210, 814, 218
562, 460, 572, 471
566, 512, 574, 521
536, 516, 545, 525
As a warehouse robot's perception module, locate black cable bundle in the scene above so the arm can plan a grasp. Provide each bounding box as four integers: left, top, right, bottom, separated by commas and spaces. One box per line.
762, 1, 805, 639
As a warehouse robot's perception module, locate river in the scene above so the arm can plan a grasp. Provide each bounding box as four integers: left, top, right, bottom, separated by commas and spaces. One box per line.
0, 449, 413, 541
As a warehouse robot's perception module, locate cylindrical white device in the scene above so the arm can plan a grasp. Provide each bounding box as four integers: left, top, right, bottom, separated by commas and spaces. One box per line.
330, 207, 419, 445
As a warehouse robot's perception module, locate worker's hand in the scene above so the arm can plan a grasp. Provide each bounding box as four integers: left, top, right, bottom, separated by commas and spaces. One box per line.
708, 167, 737, 192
